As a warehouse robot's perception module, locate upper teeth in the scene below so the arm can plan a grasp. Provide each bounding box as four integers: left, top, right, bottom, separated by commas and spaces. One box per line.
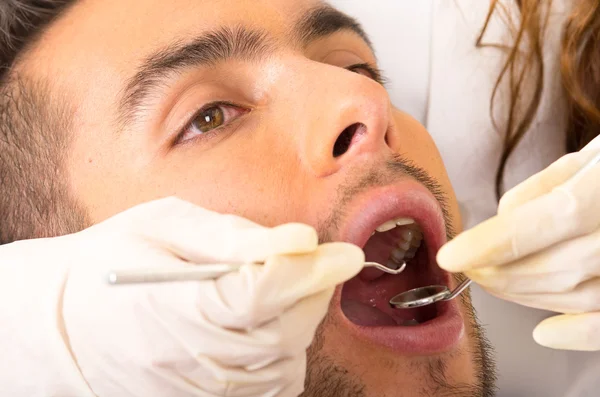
371, 217, 423, 270
374, 217, 415, 233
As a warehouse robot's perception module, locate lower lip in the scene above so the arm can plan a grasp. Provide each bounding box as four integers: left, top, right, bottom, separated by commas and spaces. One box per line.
331, 287, 465, 355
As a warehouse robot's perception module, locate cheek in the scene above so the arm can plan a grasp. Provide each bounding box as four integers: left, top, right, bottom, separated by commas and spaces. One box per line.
391, 110, 462, 231
93, 127, 319, 228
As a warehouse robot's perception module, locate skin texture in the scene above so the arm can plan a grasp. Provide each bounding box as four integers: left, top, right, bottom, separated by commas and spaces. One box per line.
18, 0, 492, 395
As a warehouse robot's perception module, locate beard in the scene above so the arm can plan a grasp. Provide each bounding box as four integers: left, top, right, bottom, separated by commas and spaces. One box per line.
300, 284, 497, 397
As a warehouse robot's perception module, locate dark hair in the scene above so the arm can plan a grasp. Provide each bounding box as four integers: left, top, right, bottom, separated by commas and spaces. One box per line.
480, 0, 600, 200
0, 0, 87, 244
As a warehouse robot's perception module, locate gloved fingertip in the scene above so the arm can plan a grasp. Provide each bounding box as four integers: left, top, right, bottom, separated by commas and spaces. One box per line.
436, 240, 470, 272
532, 322, 558, 349
533, 316, 600, 352
270, 223, 319, 253
341, 243, 365, 274
318, 242, 365, 276
463, 267, 503, 290
439, 213, 521, 271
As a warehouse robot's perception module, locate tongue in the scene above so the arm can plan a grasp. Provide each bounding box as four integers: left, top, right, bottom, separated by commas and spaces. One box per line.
341, 299, 397, 326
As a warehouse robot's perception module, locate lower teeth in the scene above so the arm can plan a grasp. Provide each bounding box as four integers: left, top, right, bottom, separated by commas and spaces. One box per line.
401, 319, 420, 326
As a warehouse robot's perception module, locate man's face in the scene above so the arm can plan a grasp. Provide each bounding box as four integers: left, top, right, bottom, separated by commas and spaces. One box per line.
28, 0, 494, 395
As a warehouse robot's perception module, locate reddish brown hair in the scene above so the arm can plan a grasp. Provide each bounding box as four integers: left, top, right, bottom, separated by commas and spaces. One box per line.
479, 0, 600, 199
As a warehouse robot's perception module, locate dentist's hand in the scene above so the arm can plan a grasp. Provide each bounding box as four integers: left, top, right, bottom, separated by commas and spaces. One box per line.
0, 197, 364, 397
438, 143, 600, 352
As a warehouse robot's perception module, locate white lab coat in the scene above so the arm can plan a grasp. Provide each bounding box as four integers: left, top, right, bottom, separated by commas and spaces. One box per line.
330, 0, 600, 396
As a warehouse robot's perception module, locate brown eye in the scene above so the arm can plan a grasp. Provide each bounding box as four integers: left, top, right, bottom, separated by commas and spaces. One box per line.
176, 102, 248, 144
193, 106, 225, 133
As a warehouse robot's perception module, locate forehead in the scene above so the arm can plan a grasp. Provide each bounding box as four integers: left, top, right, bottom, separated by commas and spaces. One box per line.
72, 0, 323, 51
31, 0, 333, 98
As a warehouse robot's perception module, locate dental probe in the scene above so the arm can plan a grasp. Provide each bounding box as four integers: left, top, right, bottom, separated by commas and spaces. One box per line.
107, 260, 406, 285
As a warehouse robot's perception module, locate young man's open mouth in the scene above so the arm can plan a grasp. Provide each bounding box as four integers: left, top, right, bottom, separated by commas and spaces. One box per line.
334, 181, 465, 354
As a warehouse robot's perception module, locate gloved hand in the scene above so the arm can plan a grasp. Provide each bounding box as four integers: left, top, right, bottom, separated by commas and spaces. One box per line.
437, 138, 600, 352
0, 197, 364, 397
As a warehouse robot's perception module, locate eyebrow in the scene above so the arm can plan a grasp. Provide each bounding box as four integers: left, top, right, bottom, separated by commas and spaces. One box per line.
295, 4, 372, 49
116, 5, 373, 128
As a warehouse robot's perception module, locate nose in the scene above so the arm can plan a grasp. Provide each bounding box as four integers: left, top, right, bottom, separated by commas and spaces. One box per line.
299, 68, 393, 177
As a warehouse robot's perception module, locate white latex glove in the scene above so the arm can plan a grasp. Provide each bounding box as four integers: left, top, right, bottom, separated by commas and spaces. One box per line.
0, 197, 364, 397
438, 137, 600, 352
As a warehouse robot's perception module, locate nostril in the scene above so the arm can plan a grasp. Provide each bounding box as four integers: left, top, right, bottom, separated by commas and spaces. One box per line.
333, 123, 364, 157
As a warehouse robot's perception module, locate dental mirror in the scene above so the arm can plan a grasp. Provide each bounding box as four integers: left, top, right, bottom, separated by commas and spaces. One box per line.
390, 152, 600, 309
389, 278, 472, 309
390, 151, 600, 309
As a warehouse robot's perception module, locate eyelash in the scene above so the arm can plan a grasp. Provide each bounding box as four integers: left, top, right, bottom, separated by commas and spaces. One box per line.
174, 62, 385, 145
347, 62, 387, 86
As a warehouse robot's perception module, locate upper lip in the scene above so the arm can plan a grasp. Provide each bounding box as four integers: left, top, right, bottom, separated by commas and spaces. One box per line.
335, 179, 448, 263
